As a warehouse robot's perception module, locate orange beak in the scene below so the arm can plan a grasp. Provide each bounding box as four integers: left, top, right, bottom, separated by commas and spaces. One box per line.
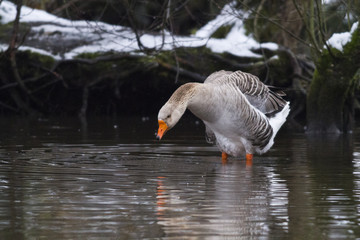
156, 120, 168, 140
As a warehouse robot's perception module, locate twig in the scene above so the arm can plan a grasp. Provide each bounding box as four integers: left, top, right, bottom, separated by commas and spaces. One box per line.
236, 1, 316, 51
253, 0, 266, 42
52, 0, 84, 15
315, 0, 336, 59
292, 0, 322, 56
31, 79, 62, 93
157, 59, 206, 82
0, 100, 18, 112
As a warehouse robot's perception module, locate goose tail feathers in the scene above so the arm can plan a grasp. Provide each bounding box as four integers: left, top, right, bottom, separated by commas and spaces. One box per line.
260, 102, 290, 154
269, 101, 290, 135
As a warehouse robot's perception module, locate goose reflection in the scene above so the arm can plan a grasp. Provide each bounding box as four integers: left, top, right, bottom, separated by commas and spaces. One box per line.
155, 160, 290, 238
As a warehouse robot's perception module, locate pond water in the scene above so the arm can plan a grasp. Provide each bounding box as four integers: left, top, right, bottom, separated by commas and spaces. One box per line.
0, 116, 360, 239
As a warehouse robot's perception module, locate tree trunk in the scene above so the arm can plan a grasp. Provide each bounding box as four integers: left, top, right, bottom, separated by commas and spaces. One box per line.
307, 65, 358, 133
307, 25, 360, 133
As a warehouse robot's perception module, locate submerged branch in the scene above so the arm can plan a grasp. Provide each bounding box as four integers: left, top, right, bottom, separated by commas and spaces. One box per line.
79, 86, 89, 118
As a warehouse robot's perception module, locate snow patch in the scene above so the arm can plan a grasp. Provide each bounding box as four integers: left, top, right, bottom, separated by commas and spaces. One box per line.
194, 1, 278, 57
0, 0, 276, 59
327, 21, 358, 51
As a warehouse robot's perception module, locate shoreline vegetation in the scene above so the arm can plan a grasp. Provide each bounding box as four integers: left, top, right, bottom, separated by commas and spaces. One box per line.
0, 0, 359, 133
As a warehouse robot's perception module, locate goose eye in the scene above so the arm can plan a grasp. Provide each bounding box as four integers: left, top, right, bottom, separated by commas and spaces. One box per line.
166, 114, 171, 119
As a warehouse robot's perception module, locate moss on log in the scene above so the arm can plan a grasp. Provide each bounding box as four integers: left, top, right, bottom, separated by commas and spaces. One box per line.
307, 27, 360, 133
0, 42, 309, 118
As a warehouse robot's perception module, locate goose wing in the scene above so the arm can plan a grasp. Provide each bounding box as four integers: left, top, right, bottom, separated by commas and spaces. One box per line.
204, 70, 286, 116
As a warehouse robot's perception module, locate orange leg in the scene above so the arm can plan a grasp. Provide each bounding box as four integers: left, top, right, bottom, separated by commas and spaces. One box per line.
222, 152, 228, 164
246, 153, 253, 167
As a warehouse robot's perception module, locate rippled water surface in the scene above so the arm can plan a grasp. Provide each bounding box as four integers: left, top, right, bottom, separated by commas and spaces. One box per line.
0, 116, 360, 239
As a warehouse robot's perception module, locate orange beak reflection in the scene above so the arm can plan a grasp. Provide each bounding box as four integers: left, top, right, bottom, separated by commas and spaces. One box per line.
156, 120, 168, 140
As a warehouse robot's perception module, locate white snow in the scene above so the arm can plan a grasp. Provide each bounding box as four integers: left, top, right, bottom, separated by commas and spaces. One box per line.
194, 2, 278, 57
0, 0, 276, 59
194, 3, 239, 38
326, 21, 358, 51
322, 0, 337, 4
0, 0, 70, 25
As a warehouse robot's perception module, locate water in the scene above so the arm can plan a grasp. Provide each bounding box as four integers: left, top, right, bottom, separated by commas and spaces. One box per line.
0, 116, 360, 239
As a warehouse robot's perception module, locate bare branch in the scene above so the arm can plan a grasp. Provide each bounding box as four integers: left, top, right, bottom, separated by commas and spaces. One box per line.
7, 0, 43, 107
292, 0, 322, 56
315, 0, 336, 58
51, 0, 84, 16
253, 0, 266, 41
236, 1, 316, 51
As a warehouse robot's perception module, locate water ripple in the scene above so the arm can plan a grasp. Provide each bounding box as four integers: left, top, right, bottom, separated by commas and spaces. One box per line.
0, 118, 360, 239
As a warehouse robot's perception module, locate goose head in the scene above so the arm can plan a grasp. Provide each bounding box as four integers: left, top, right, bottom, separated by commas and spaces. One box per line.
156, 83, 199, 140
156, 102, 186, 140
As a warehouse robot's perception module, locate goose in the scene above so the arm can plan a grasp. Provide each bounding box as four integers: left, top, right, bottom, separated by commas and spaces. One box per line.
156, 70, 290, 164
